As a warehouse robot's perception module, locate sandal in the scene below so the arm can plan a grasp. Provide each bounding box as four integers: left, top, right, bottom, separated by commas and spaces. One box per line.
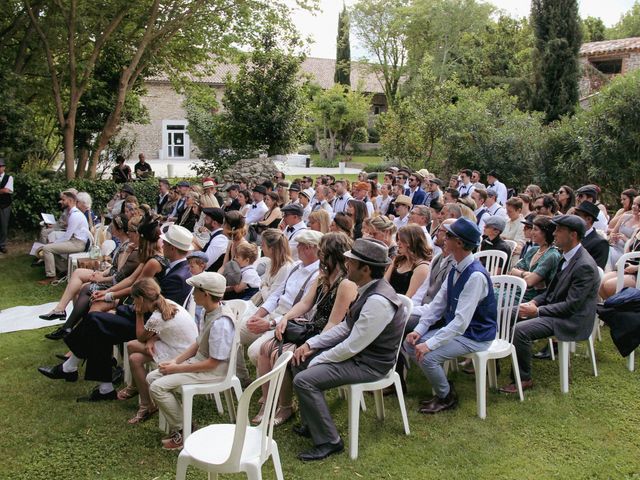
116, 385, 138, 400
127, 405, 158, 424
250, 404, 266, 426
273, 406, 295, 427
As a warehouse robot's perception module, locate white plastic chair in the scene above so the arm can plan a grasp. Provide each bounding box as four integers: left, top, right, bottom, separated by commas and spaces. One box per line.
555, 267, 604, 393
343, 295, 412, 460
474, 250, 508, 276
178, 299, 247, 440
502, 239, 518, 270
462, 275, 527, 419
615, 252, 640, 371
176, 351, 292, 480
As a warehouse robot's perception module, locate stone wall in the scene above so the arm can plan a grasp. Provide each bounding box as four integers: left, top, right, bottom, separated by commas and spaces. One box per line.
219, 157, 280, 188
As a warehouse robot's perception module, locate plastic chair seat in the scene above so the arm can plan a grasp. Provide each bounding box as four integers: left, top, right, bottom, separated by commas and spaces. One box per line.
183, 424, 266, 468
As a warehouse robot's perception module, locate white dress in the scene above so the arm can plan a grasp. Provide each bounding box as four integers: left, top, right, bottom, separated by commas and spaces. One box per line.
144, 303, 199, 363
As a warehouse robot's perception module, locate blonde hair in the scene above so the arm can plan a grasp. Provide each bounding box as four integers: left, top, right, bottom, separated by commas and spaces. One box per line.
364, 215, 396, 235
236, 242, 258, 264
131, 278, 178, 321
261, 228, 292, 276
308, 210, 331, 233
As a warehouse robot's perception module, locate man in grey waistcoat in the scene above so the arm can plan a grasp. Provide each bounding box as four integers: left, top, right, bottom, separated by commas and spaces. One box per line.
291, 238, 407, 461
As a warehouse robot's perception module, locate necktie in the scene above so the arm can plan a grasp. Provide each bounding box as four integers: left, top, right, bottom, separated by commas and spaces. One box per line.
557, 257, 566, 273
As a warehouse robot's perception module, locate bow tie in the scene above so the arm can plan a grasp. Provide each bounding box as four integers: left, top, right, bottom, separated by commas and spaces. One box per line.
286, 226, 294, 233
338, 196, 344, 200
251, 205, 257, 209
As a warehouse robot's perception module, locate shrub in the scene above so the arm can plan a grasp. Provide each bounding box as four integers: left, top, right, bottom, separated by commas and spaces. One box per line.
12, 174, 160, 233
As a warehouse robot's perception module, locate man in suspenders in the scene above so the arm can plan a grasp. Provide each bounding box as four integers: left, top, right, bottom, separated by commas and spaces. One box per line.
0, 158, 13, 254
281, 203, 307, 261
200, 208, 228, 272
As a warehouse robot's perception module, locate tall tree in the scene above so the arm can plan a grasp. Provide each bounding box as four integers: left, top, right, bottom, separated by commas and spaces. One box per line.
530, 0, 582, 123
351, 0, 410, 108
23, 0, 306, 179
608, 1, 640, 38
334, 3, 351, 87
582, 16, 606, 42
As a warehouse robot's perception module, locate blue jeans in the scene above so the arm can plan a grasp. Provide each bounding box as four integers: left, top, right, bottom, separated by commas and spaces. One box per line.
404, 330, 491, 398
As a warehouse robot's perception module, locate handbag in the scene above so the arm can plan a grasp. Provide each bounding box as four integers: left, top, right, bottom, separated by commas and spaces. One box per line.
278, 317, 318, 355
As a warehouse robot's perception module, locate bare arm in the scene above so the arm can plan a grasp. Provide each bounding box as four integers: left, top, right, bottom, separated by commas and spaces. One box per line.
405, 263, 430, 299
320, 279, 358, 332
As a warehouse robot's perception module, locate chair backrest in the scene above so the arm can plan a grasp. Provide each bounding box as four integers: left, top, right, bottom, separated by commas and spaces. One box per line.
217, 299, 247, 385
502, 239, 517, 269
492, 275, 526, 343
226, 351, 293, 469
182, 287, 196, 317
474, 250, 508, 276
616, 252, 640, 292
392, 295, 413, 367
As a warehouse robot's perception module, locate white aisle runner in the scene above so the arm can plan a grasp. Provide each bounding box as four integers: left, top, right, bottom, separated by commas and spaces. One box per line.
0, 303, 71, 334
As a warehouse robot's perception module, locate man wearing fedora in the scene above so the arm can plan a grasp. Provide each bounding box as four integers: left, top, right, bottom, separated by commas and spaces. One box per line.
291, 238, 406, 461
404, 171, 427, 206
245, 185, 269, 225
574, 185, 608, 231
281, 203, 308, 262
500, 215, 600, 394
38, 225, 194, 401
0, 158, 13, 254
574, 201, 609, 270
486, 170, 507, 206
405, 217, 497, 414
392, 195, 412, 229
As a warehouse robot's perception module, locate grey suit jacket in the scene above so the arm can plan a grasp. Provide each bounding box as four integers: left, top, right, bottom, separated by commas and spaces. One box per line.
532, 246, 600, 342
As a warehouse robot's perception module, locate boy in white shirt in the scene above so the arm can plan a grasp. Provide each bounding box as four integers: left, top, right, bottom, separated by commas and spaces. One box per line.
225, 243, 261, 300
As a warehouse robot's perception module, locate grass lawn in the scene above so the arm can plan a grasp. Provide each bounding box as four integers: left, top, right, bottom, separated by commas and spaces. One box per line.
1, 250, 640, 479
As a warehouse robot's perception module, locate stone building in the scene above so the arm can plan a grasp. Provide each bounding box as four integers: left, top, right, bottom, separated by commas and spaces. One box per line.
120, 58, 387, 164
579, 37, 640, 100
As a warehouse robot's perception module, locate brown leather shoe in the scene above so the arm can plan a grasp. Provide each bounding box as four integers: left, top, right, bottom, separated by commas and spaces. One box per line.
37, 277, 58, 285
418, 390, 458, 414
499, 379, 533, 394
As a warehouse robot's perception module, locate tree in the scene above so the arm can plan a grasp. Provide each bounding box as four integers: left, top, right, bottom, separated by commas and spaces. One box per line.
530, 0, 582, 123
351, 0, 410, 108
582, 16, 606, 42
310, 85, 370, 161
608, 1, 640, 39
334, 3, 351, 87
406, 0, 494, 84
22, 0, 306, 178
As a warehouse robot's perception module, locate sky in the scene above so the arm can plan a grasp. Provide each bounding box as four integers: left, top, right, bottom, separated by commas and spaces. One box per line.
290, 0, 637, 59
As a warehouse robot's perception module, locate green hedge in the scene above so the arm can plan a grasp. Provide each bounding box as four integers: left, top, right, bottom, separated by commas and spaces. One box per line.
12, 174, 160, 233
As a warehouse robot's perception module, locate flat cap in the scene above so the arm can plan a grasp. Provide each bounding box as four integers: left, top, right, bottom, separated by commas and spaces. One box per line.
484, 215, 506, 232
551, 214, 586, 237
428, 178, 444, 187
186, 272, 226, 297
253, 185, 267, 195
288, 183, 301, 192
281, 203, 304, 216
295, 229, 324, 246
202, 207, 224, 224
176, 180, 191, 187
576, 185, 598, 198
186, 250, 209, 263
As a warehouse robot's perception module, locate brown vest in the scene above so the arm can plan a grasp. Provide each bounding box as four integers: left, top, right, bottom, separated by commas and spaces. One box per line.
346, 279, 405, 375
194, 304, 234, 374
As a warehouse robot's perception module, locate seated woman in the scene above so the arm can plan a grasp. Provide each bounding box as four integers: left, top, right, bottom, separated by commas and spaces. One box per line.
238, 189, 252, 217
600, 226, 640, 300
608, 194, 640, 266
346, 199, 368, 240
257, 192, 282, 230
254, 232, 357, 426
117, 278, 198, 424
252, 228, 293, 307
362, 215, 397, 259
224, 243, 261, 301
556, 185, 575, 215
330, 211, 354, 237
384, 224, 432, 298
308, 209, 330, 233
509, 216, 561, 303
41, 214, 141, 341
218, 210, 248, 273
609, 189, 637, 231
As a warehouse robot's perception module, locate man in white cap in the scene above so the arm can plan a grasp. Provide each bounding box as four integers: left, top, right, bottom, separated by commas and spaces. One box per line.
159, 224, 196, 303
148, 272, 235, 450
200, 179, 220, 208
238, 230, 322, 382
291, 238, 406, 461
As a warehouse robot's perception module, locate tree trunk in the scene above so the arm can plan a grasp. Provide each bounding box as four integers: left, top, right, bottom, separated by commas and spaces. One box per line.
62, 119, 76, 180
76, 145, 89, 177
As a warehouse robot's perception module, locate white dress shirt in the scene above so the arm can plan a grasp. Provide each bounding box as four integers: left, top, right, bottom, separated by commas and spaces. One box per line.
561, 243, 582, 270
487, 180, 508, 205
594, 211, 608, 232
458, 182, 475, 198
487, 203, 508, 218
204, 228, 229, 269
57, 206, 89, 243
261, 260, 320, 316
393, 213, 409, 230
414, 253, 489, 351
0, 172, 14, 192
307, 279, 395, 366
365, 200, 374, 217
286, 221, 308, 261
245, 200, 268, 224
333, 192, 353, 214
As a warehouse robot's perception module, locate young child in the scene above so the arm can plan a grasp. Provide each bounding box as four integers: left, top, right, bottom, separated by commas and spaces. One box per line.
147, 272, 235, 450
224, 243, 261, 300
186, 251, 208, 330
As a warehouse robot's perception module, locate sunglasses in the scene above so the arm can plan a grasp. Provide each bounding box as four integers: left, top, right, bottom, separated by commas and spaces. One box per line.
534, 206, 544, 211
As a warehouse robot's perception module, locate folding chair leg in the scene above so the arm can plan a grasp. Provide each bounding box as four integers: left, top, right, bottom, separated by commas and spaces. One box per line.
373, 389, 385, 420
558, 342, 570, 394
471, 356, 487, 419
348, 390, 361, 460
394, 374, 410, 435
587, 335, 598, 377
510, 349, 525, 401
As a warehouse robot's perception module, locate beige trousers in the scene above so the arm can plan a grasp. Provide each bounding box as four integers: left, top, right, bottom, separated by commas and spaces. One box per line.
41, 238, 86, 277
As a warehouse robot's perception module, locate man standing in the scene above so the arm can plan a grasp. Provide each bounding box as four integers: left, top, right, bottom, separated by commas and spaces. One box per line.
281, 204, 308, 261
574, 201, 609, 270
0, 158, 13, 254
39, 191, 89, 283
486, 170, 508, 205
311, 186, 334, 215
134, 153, 153, 179
423, 178, 443, 207
500, 215, 600, 393
292, 238, 405, 460
457, 169, 475, 198
471, 170, 486, 190
472, 189, 491, 231
405, 217, 497, 413
157, 178, 170, 214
